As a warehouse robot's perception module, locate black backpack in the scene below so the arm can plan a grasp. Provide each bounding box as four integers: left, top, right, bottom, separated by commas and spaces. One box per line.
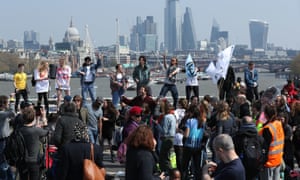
240, 135, 267, 174
31, 73, 36, 87
4, 129, 27, 166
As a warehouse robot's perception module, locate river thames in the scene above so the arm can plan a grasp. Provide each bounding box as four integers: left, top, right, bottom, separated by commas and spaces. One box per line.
1, 72, 287, 100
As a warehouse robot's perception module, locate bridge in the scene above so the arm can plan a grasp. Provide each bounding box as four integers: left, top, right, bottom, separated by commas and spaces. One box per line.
147, 57, 291, 73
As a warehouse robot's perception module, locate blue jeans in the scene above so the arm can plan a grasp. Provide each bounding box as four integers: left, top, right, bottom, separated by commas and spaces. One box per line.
112, 88, 125, 108
82, 82, 96, 105
88, 128, 99, 144
159, 84, 178, 108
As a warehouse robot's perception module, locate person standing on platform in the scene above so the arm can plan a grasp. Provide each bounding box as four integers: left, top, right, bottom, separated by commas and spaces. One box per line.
132, 55, 151, 96
86, 97, 103, 144
185, 54, 199, 104
13, 63, 28, 113
159, 55, 179, 108
218, 66, 235, 101
78, 56, 101, 106
55, 56, 71, 109
244, 61, 259, 103
110, 64, 128, 108
34, 61, 50, 115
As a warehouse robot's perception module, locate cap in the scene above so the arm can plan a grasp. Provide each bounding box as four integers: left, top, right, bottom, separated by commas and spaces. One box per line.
64, 95, 72, 102
20, 100, 34, 109
129, 106, 143, 116
95, 96, 104, 104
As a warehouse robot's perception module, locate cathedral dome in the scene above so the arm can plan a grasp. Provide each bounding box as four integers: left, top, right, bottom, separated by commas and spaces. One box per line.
64, 18, 80, 42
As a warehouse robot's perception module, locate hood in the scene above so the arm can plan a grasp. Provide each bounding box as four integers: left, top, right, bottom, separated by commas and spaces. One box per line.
237, 123, 258, 137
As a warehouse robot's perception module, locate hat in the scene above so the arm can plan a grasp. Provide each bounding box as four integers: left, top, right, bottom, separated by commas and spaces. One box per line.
20, 100, 34, 109
129, 106, 143, 116
95, 96, 104, 104
64, 95, 72, 102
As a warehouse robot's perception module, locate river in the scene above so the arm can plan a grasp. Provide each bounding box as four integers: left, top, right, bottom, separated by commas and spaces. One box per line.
1, 72, 287, 100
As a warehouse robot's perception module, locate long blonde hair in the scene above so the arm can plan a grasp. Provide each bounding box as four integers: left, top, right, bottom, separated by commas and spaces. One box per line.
38, 61, 49, 72
216, 101, 230, 121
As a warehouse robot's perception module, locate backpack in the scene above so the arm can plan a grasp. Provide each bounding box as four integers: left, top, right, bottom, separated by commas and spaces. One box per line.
117, 142, 127, 164
31, 73, 36, 87
4, 129, 27, 166
240, 135, 267, 174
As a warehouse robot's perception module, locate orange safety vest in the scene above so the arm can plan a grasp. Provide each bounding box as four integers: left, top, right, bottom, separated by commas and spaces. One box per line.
259, 120, 284, 168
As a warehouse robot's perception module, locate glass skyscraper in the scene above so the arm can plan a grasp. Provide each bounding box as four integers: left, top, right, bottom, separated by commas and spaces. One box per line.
164, 0, 181, 53
182, 7, 197, 50
249, 19, 269, 50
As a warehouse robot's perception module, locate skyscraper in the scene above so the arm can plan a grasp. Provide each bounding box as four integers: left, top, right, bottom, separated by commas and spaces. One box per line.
164, 0, 181, 53
249, 19, 269, 50
210, 19, 220, 43
24, 30, 40, 50
129, 16, 158, 52
182, 7, 197, 50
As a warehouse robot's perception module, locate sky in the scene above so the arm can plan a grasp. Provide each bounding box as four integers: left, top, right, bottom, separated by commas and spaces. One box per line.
1, 0, 300, 49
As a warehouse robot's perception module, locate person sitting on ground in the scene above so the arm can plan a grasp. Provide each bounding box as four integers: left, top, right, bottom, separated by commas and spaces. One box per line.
202, 134, 245, 180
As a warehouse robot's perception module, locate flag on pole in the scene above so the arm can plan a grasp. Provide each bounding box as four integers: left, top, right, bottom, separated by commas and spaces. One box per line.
205, 45, 235, 84
216, 45, 235, 79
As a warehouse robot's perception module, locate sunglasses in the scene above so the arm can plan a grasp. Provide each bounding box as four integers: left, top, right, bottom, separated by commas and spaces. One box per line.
135, 114, 142, 118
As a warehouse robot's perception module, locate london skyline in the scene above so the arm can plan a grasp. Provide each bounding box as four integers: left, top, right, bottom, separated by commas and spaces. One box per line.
1, 0, 300, 49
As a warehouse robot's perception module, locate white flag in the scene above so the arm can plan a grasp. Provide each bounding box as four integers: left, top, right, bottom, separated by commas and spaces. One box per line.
205, 61, 220, 84
216, 45, 235, 79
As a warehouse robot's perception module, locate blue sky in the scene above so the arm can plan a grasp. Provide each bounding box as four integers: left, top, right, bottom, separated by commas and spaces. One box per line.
1, 0, 300, 49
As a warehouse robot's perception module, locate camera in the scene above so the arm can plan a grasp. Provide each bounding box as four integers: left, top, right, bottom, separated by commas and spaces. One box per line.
34, 105, 43, 116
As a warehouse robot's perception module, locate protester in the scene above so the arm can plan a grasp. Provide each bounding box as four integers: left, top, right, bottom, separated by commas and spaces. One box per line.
181, 105, 207, 180
121, 85, 156, 113
56, 122, 104, 180
53, 102, 85, 149
13, 63, 28, 113
159, 100, 176, 175
244, 61, 259, 102
77, 56, 101, 105
101, 99, 118, 162
86, 97, 103, 144
34, 61, 50, 115
19, 108, 48, 180
132, 55, 151, 96
72, 94, 88, 124
55, 56, 71, 108
110, 64, 128, 108
202, 134, 245, 180
0, 95, 15, 180
218, 66, 235, 101
125, 125, 165, 180
159, 55, 179, 108
259, 104, 284, 180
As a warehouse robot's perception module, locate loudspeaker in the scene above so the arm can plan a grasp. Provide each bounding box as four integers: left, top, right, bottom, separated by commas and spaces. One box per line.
49, 64, 57, 79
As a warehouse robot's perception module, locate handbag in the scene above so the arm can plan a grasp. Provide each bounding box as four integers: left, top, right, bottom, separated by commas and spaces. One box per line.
83, 143, 106, 180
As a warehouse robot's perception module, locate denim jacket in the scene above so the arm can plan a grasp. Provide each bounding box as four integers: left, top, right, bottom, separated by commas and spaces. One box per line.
77, 59, 101, 85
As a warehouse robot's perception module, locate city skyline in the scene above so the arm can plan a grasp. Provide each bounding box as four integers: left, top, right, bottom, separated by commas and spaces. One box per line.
1, 0, 300, 49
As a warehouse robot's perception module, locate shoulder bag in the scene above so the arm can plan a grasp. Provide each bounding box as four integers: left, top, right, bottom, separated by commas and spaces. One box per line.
83, 143, 106, 180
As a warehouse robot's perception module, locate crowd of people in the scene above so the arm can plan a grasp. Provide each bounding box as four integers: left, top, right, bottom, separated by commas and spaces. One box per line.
1, 56, 300, 180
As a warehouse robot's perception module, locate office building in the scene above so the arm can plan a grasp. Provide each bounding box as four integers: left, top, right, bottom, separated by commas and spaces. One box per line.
249, 19, 269, 50
129, 16, 158, 52
164, 0, 181, 53
24, 30, 40, 50
182, 7, 197, 50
